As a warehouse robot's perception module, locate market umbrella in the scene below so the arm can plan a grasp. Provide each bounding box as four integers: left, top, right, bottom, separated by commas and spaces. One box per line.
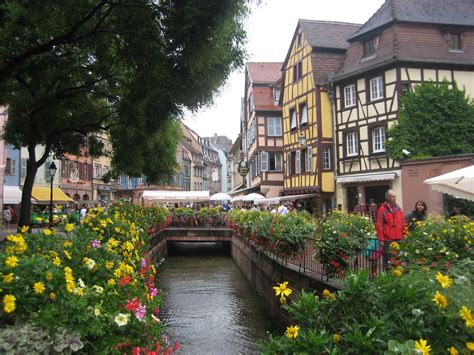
230, 195, 243, 203
424, 165, 474, 201
210, 192, 232, 201
242, 193, 265, 202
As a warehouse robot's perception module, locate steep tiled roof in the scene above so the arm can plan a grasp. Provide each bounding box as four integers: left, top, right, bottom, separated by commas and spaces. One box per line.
299, 20, 360, 50
253, 87, 280, 112
247, 62, 282, 84
349, 0, 474, 40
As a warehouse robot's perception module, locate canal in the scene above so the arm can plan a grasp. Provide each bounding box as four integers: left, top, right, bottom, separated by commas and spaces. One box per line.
158, 242, 280, 354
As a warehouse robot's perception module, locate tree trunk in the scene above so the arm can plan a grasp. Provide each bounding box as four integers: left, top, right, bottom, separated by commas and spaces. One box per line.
18, 160, 38, 229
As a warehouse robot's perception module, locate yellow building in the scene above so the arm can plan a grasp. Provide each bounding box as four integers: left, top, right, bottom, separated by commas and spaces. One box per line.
281, 20, 360, 213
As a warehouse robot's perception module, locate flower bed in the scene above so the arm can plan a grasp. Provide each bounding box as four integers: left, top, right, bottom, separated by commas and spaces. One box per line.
171, 207, 222, 227
0, 205, 178, 354
225, 210, 315, 259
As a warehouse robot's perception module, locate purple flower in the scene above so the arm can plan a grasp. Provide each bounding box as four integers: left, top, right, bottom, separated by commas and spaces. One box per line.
141, 258, 147, 268
134, 305, 146, 320
91, 239, 101, 248
150, 287, 158, 297
162, 334, 169, 347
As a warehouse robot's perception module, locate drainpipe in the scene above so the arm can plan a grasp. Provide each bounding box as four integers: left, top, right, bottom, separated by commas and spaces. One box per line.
327, 77, 339, 211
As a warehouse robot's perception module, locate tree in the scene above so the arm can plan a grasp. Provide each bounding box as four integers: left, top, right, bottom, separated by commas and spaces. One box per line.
0, 0, 251, 227
386, 81, 474, 161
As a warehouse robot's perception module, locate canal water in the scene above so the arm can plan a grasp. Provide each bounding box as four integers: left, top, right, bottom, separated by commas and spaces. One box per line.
158, 242, 280, 354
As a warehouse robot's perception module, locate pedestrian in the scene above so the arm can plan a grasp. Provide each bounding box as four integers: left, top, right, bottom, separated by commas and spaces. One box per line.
3, 205, 12, 228
80, 205, 87, 221
277, 202, 288, 215
447, 204, 464, 218
405, 200, 427, 231
376, 189, 406, 270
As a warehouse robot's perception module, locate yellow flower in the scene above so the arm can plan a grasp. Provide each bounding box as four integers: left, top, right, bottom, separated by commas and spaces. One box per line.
74, 287, 84, 297
3, 273, 14, 283
447, 346, 458, 355
459, 306, 474, 328
33, 282, 46, 294
322, 289, 336, 301
43, 228, 53, 236
467, 342, 474, 351
20, 225, 29, 233
3, 294, 16, 313
435, 272, 453, 288
64, 250, 72, 260
273, 281, 292, 298
333, 333, 341, 343
5, 256, 19, 268
415, 339, 431, 355
432, 291, 448, 309
50, 292, 56, 300
105, 261, 114, 269
285, 325, 299, 339
63, 241, 72, 248
389, 242, 400, 250
107, 278, 115, 286
64, 223, 74, 233
392, 268, 403, 277
46, 272, 53, 281
52, 256, 61, 266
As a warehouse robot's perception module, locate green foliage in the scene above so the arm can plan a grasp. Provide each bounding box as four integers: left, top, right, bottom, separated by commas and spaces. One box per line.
315, 211, 375, 275
386, 80, 474, 161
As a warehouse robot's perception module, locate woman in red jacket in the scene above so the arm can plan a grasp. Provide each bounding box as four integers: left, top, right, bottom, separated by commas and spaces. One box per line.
376, 189, 406, 270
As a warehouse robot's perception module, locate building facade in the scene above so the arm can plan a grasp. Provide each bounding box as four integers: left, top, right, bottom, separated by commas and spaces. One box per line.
333, 0, 474, 211
243, 62, 284, 198
281, 20, 360, 213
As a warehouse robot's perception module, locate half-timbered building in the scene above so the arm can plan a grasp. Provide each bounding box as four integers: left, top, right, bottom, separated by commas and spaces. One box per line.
243, 62, 284, 198
333, 0, 474, 212
280, 20, 360, 213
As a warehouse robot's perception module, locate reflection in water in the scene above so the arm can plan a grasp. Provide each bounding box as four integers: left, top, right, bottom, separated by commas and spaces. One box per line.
158, 242, 279, 354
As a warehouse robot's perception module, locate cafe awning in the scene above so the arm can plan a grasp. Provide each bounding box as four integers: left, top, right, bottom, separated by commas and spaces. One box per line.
31, 187, 74, 203
336, 172, 397, 184
142, 190, 210, 202
3, 186, 23, 204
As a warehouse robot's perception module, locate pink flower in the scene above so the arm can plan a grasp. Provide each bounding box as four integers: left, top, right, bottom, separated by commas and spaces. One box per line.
141, 259, 147, 268
150, 287, 158, 297
134, 304, 146, 320
91, 239, 101, 248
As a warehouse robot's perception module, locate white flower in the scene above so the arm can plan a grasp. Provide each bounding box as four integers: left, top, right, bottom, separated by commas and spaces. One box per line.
78, 278, 86, 288
86, 258, 96, 270
415, 249, 420, 254
94, 306, 101, 316
151, 314, 161, 322
114, 313, 129, 327
91, 285, 104, 294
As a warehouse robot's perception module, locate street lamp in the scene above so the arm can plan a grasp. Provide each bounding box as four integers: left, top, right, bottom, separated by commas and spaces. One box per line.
49, 162, 57, 228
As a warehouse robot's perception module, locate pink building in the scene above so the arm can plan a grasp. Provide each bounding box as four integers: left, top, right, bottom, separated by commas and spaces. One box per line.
0, 106, 7, 212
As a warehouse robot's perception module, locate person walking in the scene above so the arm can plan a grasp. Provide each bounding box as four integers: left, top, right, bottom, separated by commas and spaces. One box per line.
376, 189, 406, 270
3, 205, 12, 229
405, 200, 427, 231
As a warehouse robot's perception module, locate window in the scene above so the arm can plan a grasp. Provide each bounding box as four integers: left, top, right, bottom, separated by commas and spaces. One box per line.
372, 126, 386, 153
248, 93, 255, 113
323, 146, 331, 170
292, 62, 302, 82
290, 108, 297, 130
82, 163, 88, 180
287, 152, 292, 176
344, 84, 356, 107
295, 150, 301, 174
447, 32, 463, 50
5, 158, 11, 175
299, 104, 308, 125
293, 65, 298, 83
369, 76, 384, 101
260, 151, 268, 171
363, 37, 377, 57
21, 158, 27, 178
273, 87, 281, 105
298, 62, 302, 80
269, 152, 282, 171
301, 149, 306, 172
297, 33, 302, 47
267, 117, 282, 136
44, 159, 52, 181
94, 164, 102, 179
306, 146, 313, 172
346, 132, 359, 157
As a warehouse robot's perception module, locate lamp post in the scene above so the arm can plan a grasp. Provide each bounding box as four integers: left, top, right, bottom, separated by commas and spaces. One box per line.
298, 132, 307, 146
48, 162, 57, 228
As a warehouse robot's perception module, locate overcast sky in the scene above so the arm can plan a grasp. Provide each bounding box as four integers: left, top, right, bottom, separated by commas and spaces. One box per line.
183, 0, 385, 142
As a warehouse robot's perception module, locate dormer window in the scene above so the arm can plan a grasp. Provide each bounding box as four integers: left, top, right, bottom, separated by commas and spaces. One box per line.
273, 87, 280, 105
446, 32, 463, 50
363, 37, 378, 58
297, 33, 302, 48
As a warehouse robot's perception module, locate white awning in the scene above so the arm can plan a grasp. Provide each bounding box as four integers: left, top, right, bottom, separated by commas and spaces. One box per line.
3, 186, 22, 204
142, 190, 210, 202
258, 193, 318, 206
336, 172, 398, 184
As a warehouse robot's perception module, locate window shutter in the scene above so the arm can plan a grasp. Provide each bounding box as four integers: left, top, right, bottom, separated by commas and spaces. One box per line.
306, 146, 312, 172
295, 150, 301, 174
290, 110, 297, 129
261, 151, 268, 172
287, 152, 291, 176
300, 105, 308, 124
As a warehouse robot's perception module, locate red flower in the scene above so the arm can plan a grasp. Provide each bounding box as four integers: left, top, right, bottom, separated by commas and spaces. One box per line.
164, 348, 172, 355
132, 347, 141, 355
126, 297, 141, 312
340, 232, 348, 238
173, 341, 181, 352
118, 275, 132, 286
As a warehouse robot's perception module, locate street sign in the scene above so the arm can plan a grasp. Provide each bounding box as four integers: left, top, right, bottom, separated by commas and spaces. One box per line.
238, 161, 249, 177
